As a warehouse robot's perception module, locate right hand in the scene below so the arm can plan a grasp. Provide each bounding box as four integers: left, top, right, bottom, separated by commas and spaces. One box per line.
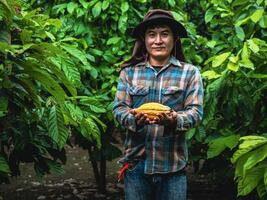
129, 109, 150, 126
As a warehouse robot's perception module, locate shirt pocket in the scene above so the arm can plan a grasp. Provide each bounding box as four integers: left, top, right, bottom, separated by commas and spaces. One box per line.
161, 86, 184, 108
129, 85, 150, 108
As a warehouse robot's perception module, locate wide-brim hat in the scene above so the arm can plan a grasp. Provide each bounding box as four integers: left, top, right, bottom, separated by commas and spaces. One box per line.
132, 9, 188, 38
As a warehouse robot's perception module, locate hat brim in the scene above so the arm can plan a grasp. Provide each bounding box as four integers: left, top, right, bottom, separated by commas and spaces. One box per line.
132, 17, 188, 38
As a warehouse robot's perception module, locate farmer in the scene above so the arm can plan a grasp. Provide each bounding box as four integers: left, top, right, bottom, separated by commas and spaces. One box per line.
113, 9, 203, 200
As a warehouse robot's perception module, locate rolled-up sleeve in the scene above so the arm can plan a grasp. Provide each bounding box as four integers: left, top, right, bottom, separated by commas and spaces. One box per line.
113, 69, 137, 132
176, 67, 204, 131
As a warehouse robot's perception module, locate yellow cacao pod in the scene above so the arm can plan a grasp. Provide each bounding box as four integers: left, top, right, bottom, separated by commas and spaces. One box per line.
135, 102, 171, 120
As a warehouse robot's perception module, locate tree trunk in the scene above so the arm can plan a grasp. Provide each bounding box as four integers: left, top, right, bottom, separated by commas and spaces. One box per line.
99, 150, 106, 193
88, 147, 100, 186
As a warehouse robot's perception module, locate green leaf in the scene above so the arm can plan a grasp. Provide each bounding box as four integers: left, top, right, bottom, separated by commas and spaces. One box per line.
237, 164, 265, 196
243, 144, 267, 172
227, 61, 239, 72
235, 26, 245, 41
247, 39, 259, 53
90, 115, 107, 132
171, 11, 184, 21
80, 117, 101, 148
259, 15, 267, 28
168, 0, 176, 7
65, 102, 83, 122
89, 67, 98, 79
206, 40, 216, 48
0, 155, 10, 174
67, 2, 78, 14
207, 134, 240, 159
241, 42, 250, 60
231, 136, 267, 163
44, 19, 62, 29
60, 58, 81, 87
118, 14, 128, 33
102, 0, 109, 10
107, 37, 121, 45
92, 1, 102, 18
121, 2, 129, 13
61, 44, 89, 66
232, 0, 248, 6
0, 95, 8, 117
205, 7, 216, 23
48, 105, 69, 149
202, 70, 222, 80
212, 52, 231, 67
250, 8, 264, 23
46, 159, 64, 175
235, 16, 250, 26
239, 58, 254, 69
19, 78, 41, 107
45, 31, 55, 41
89, 104, 106, 113
256, 180, 267, 199
21, 66, 66, 104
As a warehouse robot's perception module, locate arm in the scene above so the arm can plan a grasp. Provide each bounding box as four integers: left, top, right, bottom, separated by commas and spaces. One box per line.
176, 67, 204, 131
112, 69, 137, 132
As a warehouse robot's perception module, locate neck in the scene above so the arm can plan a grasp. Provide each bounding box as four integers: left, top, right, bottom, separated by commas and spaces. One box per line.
148, 56, 170, 67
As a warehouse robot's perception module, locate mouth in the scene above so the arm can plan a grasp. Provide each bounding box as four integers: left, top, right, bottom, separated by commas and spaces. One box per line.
152, 47, 165, 50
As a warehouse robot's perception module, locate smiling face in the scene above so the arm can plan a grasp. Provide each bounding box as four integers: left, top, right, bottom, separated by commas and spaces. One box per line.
145, 25, 174, 65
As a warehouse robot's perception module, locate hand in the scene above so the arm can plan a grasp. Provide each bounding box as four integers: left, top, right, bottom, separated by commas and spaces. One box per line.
129, 109, 150, 126
150, 110, 177, 128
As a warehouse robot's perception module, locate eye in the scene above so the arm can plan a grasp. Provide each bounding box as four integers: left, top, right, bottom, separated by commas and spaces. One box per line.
148, 33, 156, 37
161, 32, 169, 37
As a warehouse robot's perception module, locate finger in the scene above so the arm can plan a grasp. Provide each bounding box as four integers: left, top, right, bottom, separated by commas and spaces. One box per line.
129, 109, 136, 115
137, 114, 148, 125
135, 112, 145, 120
149, 117, 158, 124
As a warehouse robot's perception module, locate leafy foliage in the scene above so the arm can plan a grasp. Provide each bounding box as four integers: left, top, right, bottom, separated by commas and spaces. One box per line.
231, 136, 267, 199
0, 0, 266, 198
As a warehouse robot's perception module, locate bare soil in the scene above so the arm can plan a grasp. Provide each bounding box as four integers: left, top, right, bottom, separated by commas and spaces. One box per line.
0, 146, 258, 200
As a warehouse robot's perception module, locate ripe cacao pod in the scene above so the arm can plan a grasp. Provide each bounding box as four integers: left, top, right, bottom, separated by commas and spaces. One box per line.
135, 102, 171, 120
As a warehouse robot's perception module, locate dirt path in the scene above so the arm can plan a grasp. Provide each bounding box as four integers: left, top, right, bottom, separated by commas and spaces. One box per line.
0, 146, 257, 200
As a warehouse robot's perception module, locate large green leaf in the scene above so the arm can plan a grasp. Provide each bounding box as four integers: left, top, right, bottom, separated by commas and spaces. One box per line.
65, 102, 83, 123
207, 134, 240, 159
231, 136, 267, 163
250, 8, 264, 23
80, 117, 101, 148
61, 44, 89, 66
237, 164, 266, 196
243, 144, 267, 173
205, 7, 216, 23
92, 1, 102, 17
48, 105, 69, 149
235, 26, 245, 41
25, 69, 66, 104
0, 155, 10, 174
212, 52, 231, 67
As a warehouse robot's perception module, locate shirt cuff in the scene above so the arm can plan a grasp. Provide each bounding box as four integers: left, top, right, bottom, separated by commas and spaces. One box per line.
126, 113, 137, 132
176, 113, 190, 131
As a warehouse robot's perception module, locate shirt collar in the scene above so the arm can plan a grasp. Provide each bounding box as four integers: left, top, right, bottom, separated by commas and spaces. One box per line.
136, 55, 182, 68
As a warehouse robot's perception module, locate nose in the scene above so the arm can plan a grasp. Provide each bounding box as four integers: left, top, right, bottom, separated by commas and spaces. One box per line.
154, 34, 163, 44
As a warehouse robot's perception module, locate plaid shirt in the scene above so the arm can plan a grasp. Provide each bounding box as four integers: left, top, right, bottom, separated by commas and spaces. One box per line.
113, 56, 203, 174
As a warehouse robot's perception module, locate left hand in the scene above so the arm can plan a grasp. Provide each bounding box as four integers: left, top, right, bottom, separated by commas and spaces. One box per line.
150, 110, 178, 128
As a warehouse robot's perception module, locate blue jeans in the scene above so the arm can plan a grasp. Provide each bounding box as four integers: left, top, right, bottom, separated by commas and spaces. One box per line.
124, 160, 187, 200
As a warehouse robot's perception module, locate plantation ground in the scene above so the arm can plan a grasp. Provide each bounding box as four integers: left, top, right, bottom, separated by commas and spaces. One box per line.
0, 145, 257, 200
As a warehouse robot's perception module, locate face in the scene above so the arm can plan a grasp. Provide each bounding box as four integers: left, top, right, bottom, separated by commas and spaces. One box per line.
145, 25, 174, 62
